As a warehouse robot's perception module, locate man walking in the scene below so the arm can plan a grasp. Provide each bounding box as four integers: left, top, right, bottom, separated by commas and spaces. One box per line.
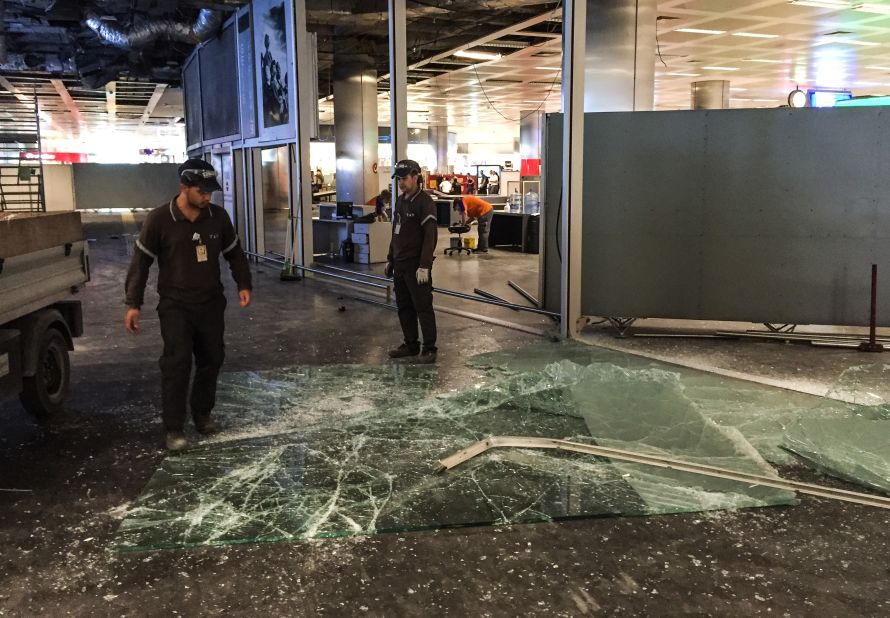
124, 159, 253, 451
385, 159, 438, 363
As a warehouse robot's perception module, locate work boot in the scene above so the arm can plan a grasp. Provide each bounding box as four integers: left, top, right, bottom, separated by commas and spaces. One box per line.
165, 431, 188, 451
416, 348, 437, 364
388, 343, 420, 359
195, 418, 221, 435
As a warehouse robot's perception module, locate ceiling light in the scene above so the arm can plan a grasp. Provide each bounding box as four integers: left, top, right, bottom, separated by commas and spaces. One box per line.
675, 28, 726, 35
534, 66, 561, 70
866, 66, 890, 70
789, 0, 849, 8
703, 66, 740, 71
731, 87, 748, 91
667, 72, 701, 76
732, 32, 779, 38
744, 59, 782, 63
814, 37, 879, 46
853, 3, 890, 14
454, 50, 502, 61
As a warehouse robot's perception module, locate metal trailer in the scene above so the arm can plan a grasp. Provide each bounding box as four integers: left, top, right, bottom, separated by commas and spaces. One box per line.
0, 212, 89, 418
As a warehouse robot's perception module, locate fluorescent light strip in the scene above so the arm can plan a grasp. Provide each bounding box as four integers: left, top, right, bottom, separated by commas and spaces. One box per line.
866, 66, 890, 71
534, 66, 561, 70
815, 38, 880, 46
732, 32, 779, 39
744, 59, 782, 63
675, 28, 726, 35
667, 72, 701, 76
703, 66, 740, 71
790, 0, 849, 8
854, 3, 890, 14
454, 50, 502, 61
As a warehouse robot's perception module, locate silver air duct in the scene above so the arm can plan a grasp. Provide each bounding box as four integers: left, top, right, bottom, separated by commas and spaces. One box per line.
83, 8, 222, 49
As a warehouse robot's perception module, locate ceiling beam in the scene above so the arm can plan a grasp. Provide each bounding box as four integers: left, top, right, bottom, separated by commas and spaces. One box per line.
379, 8, 561, 81
0, 76, 32, 103
50, 79, 83, 127
140, 83, 167, 125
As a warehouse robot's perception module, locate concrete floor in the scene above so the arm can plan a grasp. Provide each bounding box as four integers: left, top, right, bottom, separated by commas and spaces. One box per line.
2, 235, 890, 615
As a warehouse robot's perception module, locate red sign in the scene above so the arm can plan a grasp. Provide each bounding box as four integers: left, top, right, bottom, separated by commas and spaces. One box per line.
20, 152, 88, 163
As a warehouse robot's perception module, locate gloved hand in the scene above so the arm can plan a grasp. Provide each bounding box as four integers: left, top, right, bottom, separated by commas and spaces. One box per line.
416, 267, 430, 285
384, 261, 394, 278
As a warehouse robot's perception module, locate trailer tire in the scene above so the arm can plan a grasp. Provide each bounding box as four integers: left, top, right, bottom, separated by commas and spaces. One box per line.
19, 327, 70, 418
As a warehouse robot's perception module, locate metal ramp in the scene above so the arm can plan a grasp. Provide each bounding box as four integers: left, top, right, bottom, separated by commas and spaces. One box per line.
0, 91, 45, 213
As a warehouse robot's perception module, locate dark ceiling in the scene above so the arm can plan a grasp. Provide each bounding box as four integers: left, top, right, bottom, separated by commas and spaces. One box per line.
2, 0, 562, 92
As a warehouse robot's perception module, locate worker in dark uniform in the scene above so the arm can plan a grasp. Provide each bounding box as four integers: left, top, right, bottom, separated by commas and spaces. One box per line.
124, 159, 253, 451
385, 159, 438, 363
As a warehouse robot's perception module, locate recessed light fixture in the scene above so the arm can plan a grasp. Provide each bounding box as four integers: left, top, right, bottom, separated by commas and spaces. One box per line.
454, 50, 502, 61
732, 32, 779, 38
703, 66, 740, 71
675, 28, 726, 35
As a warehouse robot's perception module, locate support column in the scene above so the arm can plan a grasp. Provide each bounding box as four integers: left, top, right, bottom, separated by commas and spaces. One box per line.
584, 0, 656, 112
691, 80, 730, 110
519, 111, 544, 177
561, 0, 586, 338
288, 0, 315, 271
389, 0, 408, 199
428, 125, 449, 172
333, 54, 378, 204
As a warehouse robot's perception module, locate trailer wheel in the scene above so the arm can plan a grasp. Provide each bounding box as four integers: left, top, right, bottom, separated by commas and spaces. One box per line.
19, 327, 70, 418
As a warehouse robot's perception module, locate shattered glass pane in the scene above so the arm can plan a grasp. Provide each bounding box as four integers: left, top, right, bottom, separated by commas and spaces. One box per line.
114, 354, 797, 552
783, 416, 890, 494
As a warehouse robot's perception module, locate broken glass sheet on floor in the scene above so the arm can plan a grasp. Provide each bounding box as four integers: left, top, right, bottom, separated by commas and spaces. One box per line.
783, 417, 890, 494
114, 358, 795, 552
470, 342, 887, 466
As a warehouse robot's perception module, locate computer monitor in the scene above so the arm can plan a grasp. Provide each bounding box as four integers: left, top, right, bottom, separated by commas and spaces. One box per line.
336, 201, 353, 218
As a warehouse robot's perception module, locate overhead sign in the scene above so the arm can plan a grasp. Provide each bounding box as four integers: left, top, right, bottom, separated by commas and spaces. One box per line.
20, 152, 88, 163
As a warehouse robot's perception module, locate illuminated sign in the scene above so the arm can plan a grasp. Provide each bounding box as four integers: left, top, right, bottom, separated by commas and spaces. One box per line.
19, 152, 88, 163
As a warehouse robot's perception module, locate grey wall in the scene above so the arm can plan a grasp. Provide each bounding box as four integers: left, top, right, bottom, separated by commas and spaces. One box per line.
73, 164, 180, 210
542, 108, 890, 326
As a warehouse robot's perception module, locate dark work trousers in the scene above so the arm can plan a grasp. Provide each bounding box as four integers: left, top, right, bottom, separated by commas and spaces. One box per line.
476, 210, 494, 251
157, 295, 226, 431
393, 259, 437, 352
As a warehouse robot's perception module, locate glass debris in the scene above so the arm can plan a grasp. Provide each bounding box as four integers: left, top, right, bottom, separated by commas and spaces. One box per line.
114, 353, 798, 552
783, 417, 890, 494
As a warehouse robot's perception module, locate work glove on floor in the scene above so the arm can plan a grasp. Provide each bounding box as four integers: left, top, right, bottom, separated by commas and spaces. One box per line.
416, 267, 430, 285
384, 261, 394, 278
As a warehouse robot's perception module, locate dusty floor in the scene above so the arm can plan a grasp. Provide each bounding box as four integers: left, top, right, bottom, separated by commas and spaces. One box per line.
1, 236, 890, 616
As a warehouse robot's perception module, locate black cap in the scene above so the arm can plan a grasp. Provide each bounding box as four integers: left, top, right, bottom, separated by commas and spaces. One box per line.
392, 159, 421, 179
178, 158, 222, 193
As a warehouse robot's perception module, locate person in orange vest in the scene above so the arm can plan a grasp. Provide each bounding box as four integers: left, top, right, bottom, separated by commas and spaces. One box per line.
454, 195, 494, 253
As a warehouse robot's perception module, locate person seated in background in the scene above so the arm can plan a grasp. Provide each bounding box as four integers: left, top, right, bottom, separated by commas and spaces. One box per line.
487, 170, 500, 195
366, 189, 392, 221
454, 194, 494, 254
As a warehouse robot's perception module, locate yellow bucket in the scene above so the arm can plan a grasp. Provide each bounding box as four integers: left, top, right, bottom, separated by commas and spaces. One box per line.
463, 237, 477, 249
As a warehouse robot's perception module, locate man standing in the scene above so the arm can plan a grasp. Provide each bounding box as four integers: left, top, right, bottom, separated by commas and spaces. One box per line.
385, 159, 438, 364
455, 195, 494, 253
124, 159, 253, 451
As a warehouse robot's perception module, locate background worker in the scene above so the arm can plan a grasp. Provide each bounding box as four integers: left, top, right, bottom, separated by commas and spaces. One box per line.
124, 158, 253, 451
385, 159, 438, 364
454, 194, 494, 253
366, 188, 392, 220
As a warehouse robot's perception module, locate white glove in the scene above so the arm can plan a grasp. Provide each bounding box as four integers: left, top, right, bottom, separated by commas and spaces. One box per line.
416, 267, 430, 285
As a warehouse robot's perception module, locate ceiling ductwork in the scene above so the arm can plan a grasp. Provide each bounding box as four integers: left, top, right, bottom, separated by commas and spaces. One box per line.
83, 7, 222, 49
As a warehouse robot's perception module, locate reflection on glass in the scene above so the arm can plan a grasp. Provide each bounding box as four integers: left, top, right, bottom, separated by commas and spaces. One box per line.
261, 145, 290, 257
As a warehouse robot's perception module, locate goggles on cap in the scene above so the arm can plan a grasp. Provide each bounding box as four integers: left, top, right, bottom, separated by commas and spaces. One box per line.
181, 169, 218, 181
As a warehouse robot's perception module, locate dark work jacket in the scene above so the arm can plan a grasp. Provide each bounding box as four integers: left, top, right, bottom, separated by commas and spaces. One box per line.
387, 188, 438, 269
124, 198, 252, 308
